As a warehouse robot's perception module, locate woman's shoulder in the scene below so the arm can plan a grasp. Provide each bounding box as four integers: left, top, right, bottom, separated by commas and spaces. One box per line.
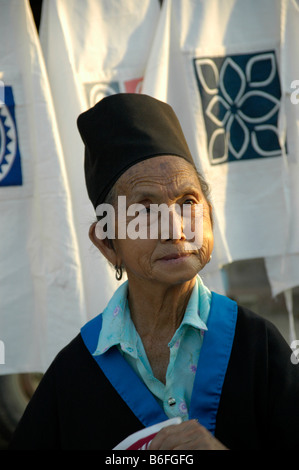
235, 302, 285, 339
45, 333, 100, 382
232, 302, 296, 367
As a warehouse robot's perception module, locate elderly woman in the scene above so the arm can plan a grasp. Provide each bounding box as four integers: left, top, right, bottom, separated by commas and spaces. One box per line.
9, 94, 299, 450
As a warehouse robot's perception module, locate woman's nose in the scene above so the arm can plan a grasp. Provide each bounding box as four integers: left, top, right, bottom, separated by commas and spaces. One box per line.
160, 205, 186, 242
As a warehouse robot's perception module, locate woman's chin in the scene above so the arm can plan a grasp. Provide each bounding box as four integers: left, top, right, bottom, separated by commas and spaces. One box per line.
152, 258, 201, 284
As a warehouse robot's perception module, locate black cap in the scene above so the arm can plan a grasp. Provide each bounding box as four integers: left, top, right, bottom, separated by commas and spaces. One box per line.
77, 93, 194, 209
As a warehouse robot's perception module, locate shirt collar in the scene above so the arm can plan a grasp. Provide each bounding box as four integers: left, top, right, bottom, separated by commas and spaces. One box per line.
92, 280, 139, 357
93, 276, 210, 357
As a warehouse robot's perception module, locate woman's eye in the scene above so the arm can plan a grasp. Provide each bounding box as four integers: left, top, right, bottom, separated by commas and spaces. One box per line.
184, 199, 195, 205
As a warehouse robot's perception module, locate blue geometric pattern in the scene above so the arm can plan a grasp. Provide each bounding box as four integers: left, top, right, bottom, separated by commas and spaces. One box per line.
193, 50, 285, 165
0, 86, 22, 186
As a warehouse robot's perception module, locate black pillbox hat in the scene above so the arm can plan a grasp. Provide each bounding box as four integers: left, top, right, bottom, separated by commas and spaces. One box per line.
77, 93, 194, 209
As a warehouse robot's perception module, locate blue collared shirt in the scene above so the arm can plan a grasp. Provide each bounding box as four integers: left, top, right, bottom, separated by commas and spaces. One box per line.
93, 275, 211, 421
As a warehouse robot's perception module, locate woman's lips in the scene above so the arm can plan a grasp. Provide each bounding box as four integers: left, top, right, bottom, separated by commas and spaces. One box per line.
158, 253, 191, 263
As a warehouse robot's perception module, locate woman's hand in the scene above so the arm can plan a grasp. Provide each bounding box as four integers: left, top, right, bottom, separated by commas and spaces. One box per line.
148, 419, 228, 450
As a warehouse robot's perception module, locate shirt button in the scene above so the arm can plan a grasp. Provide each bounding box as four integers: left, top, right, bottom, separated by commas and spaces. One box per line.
168, 397, 176, 406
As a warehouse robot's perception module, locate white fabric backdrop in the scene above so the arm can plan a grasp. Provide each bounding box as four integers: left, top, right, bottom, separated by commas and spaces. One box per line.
0, 0, 86, 374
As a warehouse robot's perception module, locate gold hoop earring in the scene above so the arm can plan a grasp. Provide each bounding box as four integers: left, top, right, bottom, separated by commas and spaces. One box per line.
115, 265, 123, 281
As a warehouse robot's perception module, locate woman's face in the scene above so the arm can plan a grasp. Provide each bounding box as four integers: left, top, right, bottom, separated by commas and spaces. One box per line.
96, 155, 213, 285
96, 155, 214, 287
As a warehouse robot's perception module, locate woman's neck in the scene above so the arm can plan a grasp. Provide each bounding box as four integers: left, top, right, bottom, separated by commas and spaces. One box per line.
127, 275, 197, 340
126, 275, 197, 384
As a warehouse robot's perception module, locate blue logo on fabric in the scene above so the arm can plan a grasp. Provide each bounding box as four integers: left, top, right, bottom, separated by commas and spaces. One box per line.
0, 85, 22, 186
193, 51, 285, 165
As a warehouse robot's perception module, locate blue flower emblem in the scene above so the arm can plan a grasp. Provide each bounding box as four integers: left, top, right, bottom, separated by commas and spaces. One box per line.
193, 51, 285, 164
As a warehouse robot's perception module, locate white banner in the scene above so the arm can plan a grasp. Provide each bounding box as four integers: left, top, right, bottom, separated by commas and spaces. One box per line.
143, 0, 299, 299
0, 0, 86, 374
264, 0, 299, 298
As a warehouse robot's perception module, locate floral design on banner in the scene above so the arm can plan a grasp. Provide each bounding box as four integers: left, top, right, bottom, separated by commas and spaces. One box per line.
0, 85, 22, 186
193, 51, 285, 164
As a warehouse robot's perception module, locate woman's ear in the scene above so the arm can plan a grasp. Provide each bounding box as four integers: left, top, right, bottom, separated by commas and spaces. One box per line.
89, 222, 118, 266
